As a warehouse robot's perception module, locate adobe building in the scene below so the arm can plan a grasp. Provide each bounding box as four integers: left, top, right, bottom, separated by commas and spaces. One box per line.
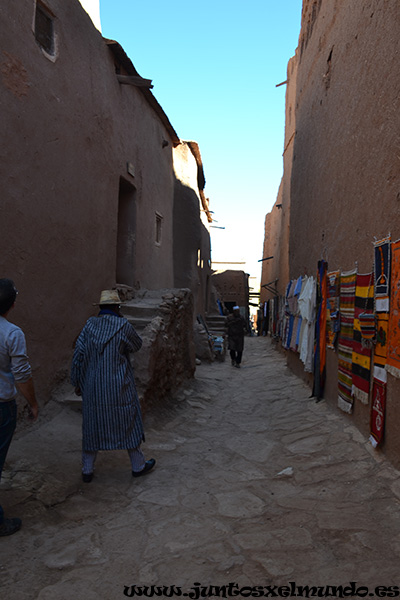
173, 141, 213, 318
0, 0, 211, 402
261, 0, 400, 466
259, 54, 296, 306
211, 269, 250, 321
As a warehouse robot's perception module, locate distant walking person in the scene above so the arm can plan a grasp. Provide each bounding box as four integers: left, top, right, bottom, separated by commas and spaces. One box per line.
0, 279, 39, 536
226, 306, 247, 368
71, 289, 155, 482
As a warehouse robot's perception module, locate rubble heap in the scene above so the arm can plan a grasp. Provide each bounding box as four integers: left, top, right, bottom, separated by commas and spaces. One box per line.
121, 288, 196, 414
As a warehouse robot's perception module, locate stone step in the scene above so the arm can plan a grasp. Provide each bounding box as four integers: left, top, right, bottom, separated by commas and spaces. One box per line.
205, 315, 226, 336
125, 315, 154, 330
207, 323, 226, 330
207, 327, 225, 335
206, 314, 226, 322
122, 302, 161, 319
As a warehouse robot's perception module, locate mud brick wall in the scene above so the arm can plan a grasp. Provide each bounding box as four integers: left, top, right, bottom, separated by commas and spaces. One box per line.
133, 289, 196, 414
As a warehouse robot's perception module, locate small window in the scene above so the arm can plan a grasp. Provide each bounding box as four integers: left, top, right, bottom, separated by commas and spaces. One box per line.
35, 2, 55, 56
155, 213, 163, 245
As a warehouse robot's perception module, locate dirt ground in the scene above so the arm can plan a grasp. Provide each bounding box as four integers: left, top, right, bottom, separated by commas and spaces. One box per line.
2, 336, 400, 599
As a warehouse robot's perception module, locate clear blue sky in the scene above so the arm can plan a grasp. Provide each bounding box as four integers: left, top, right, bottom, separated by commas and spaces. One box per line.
99, 1, 303, 285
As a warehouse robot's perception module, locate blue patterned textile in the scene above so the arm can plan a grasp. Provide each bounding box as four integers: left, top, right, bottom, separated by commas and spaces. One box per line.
71, 313, 144, 452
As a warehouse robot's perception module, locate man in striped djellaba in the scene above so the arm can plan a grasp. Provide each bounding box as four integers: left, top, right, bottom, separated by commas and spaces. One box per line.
71, 289, 155, 483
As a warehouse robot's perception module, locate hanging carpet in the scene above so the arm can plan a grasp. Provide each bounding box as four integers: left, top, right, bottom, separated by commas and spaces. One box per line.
337, 269, 357, 413
387, 238, 400, 378
351, 272, 374, 404
326, 270, 341, 350
370, 236, 391, 447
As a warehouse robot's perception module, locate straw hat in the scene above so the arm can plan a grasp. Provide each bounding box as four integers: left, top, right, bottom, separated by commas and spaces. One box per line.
97, 289, 121, 305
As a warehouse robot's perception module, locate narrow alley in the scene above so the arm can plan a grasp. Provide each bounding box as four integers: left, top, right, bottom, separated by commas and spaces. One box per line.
2, 337, 400, 598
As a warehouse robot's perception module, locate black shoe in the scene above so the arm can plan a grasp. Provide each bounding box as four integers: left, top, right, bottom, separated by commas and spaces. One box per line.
235, 363, 241, 368
132, 458, 156, 478
82, 472, 94, 483
0, 517, 22, 537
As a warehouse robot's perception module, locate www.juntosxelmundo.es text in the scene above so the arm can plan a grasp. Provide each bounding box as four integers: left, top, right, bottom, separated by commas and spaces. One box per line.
123, 583, 400, 598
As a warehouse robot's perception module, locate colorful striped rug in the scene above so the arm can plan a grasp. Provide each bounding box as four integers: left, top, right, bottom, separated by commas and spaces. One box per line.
326, 270, 340, 350
370, 236, 391, 447
351, 272, 374, 404
375, 235, 391, 311
387, 239, 400, 378
338, 269, 357, 413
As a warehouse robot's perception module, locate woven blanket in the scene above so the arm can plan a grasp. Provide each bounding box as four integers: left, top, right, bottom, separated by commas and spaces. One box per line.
351, 272, 374, 404
370, 372, 387, 447
326, 270, 340, 350
313, 260, 327, 400
387, 239, 400, 378
374, 237, 391, 371
375, 235, 391, 312
370, 237, 391, 447
338, 269, 357, 413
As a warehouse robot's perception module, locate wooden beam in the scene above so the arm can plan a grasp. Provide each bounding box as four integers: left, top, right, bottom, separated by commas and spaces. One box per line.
258, 256, 274, 262
117, 74, 153, 89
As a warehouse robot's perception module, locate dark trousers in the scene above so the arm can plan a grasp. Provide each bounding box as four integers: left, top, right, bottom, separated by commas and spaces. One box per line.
230, 350, 243, 365
0, 400, 17, 523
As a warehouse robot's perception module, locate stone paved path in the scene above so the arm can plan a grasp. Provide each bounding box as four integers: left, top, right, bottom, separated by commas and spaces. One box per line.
2, 337, 400, 599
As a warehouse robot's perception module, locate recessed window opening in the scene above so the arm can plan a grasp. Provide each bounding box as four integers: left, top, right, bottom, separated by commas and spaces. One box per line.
35, 2, 55, 56
155, 212, 163, 245
116, 178, 136, 287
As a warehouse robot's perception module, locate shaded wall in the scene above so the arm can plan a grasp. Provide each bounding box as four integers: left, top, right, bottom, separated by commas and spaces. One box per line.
0, 0, 177, 398
173, 142, 212, 318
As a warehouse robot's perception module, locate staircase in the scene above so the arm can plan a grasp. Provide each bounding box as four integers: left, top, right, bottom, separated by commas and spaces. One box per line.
118, 289, 196, 411
205, 314, 227, 337
121, 296, 162, 332
204, 314, 227, 361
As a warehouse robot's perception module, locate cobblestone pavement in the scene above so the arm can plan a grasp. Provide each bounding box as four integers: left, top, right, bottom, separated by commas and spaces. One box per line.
2, 337, 400, 599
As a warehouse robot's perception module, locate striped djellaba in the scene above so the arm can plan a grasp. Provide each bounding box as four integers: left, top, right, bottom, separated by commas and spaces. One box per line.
71, 313, 144, 452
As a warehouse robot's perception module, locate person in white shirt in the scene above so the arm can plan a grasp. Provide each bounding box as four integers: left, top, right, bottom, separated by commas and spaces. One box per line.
0, 278, 38, 536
